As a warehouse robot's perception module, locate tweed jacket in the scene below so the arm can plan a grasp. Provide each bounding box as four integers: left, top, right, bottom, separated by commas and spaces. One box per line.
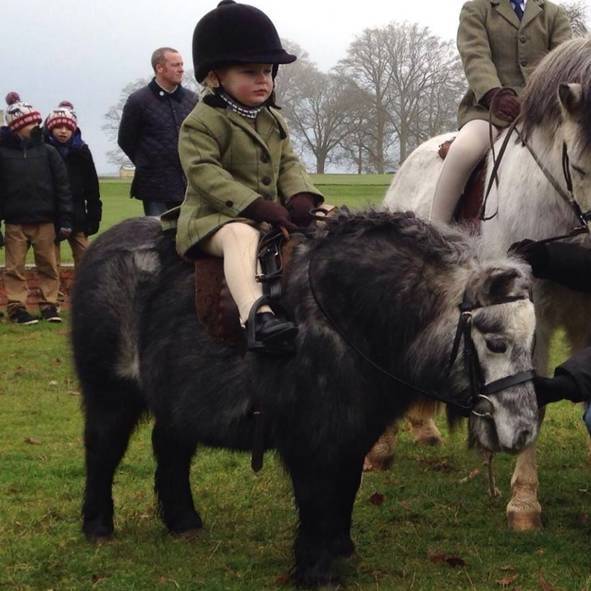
173, 99, 323, 256
457, 0, 571, 128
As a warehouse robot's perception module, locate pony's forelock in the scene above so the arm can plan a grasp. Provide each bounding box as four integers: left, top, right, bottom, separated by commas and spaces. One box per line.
521, 36, 591, 148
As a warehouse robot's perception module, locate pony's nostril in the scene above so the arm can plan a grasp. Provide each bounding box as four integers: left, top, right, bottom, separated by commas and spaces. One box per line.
515, 429, 531, 449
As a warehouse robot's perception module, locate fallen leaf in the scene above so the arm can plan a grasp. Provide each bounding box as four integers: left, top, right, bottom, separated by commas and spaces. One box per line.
369, 492, 384, 506
398, 500, 412, 511
67, 390, 81, 396
459, 468, 481, 483
538, 574, 561, 591
445, 556, 466, 568
91, 574, 106, 586
428, 551, 466, 568
496, 574, 518, 587
48, 380, 58, 387
24, 437, 41, 445
275, 573, 291, 586
577, 512, 589, 525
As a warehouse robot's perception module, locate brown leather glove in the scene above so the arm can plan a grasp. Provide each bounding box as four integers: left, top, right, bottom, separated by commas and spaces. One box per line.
481, 87, 520, 122
287, 193, 317, 227
241, 198, 297, 231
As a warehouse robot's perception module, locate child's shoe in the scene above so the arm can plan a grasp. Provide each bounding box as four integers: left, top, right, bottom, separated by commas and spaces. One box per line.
9, 307, 39, 325
40, 305, 62, 323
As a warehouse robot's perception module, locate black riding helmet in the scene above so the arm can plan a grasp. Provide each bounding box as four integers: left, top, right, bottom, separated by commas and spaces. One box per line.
193, 0, 297, 83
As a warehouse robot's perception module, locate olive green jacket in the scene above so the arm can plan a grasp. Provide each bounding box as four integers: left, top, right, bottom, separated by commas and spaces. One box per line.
457, 0, 571, 128
170, 99, 323, 256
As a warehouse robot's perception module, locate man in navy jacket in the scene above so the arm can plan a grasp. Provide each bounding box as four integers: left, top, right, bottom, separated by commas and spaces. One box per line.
118, 47, 197, 216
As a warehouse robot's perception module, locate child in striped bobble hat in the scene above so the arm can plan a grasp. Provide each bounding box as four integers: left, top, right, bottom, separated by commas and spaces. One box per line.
45, 101, 102, 268
0, 92, 73, 324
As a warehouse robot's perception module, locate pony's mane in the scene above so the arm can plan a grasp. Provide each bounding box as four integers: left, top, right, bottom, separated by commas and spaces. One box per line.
316, 208, 474, 266
521, 36, 591, 147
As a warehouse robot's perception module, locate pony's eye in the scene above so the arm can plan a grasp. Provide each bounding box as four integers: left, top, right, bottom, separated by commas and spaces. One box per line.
485, 336, 507, 354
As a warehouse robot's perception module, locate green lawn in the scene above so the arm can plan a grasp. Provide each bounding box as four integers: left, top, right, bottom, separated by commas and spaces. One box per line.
1, 317, 591, 590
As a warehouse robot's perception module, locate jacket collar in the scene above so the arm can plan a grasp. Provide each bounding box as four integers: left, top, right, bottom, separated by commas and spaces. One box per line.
201, 91, 287, 156
490, 0, 543, 29
149, 78, 185, 102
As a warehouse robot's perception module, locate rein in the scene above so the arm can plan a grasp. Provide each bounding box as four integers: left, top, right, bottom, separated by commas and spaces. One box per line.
479, 117, 591, 243
307, 248, 535, 417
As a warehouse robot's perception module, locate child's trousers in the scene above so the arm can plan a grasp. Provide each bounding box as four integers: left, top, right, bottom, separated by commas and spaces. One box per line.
4, 223, 60, 309
55, 232, 89, 268
201, 222, 271, 324
430, 119, 500, 223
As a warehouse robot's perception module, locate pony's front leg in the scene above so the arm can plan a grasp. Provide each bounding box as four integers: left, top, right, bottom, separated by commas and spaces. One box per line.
506, 444, 542, 530
289, 459, 363, 587
505, 320, 549, 530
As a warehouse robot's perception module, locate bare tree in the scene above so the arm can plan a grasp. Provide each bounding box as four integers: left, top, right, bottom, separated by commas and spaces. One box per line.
561, 0, 589, 35
338, 28, 396, 173
384, 22, 465, 162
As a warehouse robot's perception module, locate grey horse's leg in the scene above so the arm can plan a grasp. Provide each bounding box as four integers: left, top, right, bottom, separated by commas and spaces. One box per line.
505, 320, 552, 530
152, 421, 202, 534
82, 383, 144, 539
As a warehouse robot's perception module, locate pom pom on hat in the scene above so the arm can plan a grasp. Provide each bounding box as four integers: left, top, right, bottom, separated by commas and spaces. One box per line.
45, 101, 78, 132
4, 93, 42, 131
5, 91, 21, 106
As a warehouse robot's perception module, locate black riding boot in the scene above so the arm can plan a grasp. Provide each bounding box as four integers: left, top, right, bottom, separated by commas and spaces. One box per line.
247, 312, 297, 353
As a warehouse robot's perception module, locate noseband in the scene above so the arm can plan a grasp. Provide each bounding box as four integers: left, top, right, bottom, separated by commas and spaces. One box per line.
308, 252, 536, 418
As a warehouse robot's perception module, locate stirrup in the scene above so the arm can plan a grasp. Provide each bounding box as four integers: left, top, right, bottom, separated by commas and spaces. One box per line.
246, 296, 296, 354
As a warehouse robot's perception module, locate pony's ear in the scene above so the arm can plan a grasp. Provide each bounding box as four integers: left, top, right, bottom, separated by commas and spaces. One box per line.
559, 83, 583, 116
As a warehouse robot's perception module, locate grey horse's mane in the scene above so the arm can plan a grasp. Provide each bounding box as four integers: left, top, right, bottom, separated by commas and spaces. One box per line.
315, 208, 476, 267
520, 36, 591, 147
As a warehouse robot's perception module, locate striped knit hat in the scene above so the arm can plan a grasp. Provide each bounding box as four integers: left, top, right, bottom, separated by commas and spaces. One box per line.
4, 92, 42, 131
45, 100, 78, 132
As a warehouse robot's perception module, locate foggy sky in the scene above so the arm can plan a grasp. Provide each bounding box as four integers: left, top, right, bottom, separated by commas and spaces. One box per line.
3, 0, 468, 174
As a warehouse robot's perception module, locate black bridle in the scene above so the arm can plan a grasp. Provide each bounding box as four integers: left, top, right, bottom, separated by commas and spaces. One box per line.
307, 251, 536, 418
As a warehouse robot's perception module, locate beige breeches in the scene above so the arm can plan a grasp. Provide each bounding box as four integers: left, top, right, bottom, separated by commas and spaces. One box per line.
201, 222, 270, 324
430, 119, 500, 223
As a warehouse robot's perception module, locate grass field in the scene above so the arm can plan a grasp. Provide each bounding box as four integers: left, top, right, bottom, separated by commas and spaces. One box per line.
2, 176, 591, 590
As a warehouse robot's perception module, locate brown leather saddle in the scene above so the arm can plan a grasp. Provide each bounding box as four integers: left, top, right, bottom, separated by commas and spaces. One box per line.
438, 138, 487, 234
194, 231, 304, 347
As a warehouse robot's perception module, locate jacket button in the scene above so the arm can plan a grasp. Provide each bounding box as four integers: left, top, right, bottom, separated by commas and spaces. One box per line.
261, 153, 270, 163
262, 176, 271, 185
225, 200, 233, 207
520, 59, 528, 67
261, 192, 271, 200
519, 35, 526, 43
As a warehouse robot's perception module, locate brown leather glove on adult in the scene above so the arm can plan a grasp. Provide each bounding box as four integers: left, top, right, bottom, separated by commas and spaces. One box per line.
287, 193, 318, 227
241, 198, 297, 232
481, 87, 521, 123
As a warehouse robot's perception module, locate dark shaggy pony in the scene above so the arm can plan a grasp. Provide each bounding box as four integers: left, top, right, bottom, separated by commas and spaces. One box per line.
72, 210, 537, 586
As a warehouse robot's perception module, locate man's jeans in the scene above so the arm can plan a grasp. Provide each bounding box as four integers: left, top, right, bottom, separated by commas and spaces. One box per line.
142, 200, 181, 217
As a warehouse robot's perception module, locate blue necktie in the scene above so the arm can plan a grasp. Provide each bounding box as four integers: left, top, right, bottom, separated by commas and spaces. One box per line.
511, 0, 524, 20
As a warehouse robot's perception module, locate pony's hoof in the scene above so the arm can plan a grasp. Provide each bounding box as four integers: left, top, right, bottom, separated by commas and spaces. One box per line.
83, 520, 114, 542
410, 419, 443, 446
507, 509, 542, 531
167, 512, 203, 535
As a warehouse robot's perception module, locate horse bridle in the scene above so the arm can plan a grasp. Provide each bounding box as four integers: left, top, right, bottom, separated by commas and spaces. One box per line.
480, 117, 591, 244
307, 251, 536, 418
446, 292, 536, 418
